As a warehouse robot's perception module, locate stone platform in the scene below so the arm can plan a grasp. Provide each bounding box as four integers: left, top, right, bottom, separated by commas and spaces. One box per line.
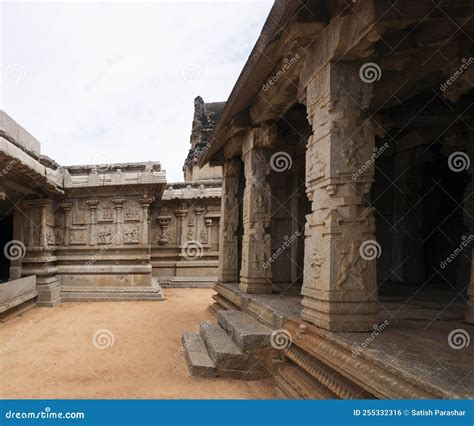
61, 279, 164, 301
209, 282, 474, 399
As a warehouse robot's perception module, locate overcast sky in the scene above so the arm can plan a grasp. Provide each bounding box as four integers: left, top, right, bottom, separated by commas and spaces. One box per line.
1, 0, 272, 181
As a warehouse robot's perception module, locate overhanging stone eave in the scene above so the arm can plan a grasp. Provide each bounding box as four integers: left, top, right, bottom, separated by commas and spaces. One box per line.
0, 137, 64, 196
198, 0, 312, 167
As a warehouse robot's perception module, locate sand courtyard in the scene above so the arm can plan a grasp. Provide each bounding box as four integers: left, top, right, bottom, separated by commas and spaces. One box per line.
0, 289, 275, 399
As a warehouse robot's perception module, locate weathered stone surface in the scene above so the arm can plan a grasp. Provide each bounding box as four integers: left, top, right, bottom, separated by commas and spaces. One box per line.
218, 310, 273, 352
239, 131, 273, 294
182, 332, 217, 378
201, 324, 249, 370
60, 282, 164, 302
0, 276, 37, 313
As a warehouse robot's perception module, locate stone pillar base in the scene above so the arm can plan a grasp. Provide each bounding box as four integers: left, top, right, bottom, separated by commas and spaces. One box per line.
301, 298, 378, 332
239, 279, 273, 294
466, 296, 474, 324
36, 277, 61, 307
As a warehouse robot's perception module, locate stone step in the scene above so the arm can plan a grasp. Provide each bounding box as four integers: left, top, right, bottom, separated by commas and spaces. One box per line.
201, 324, 269, 379
201, 324, 250, 370
182, 332, 217, 378
218, 310, 274, 352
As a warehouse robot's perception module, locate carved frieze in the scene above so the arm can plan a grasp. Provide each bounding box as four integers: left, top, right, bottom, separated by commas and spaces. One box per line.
124, 226, 140, 244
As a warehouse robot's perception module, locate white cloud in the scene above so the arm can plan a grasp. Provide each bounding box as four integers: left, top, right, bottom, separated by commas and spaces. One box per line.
1, 0, 273, 181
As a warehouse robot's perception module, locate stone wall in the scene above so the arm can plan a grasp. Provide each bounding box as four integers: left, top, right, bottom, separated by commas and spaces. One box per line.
151, 180, 222, 287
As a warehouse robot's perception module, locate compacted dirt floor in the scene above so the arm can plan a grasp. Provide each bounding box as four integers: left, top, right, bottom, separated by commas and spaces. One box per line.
0, 289, 275, 399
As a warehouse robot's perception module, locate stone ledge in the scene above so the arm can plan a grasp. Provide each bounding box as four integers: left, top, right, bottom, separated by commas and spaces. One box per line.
284, 318, 466, 399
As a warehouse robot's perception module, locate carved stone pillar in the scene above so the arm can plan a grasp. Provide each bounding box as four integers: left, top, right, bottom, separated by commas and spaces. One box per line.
139, 196, 154, 245
60, 201, 73, 246
194, 207, 204, 244
86, 199, 99, 246
39, 203, 48, 247
291, 155, 305, 286
239, 131, 273, 294
175, 203, 188, 247
113, 197, 125, 245
302, 62, 378, 331
218, 158, 241, 283
21, 199, 60, 307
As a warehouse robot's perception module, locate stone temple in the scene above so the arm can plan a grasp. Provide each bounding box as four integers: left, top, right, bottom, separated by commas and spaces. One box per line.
1, 0, 473, 400
0, 96, 223, 307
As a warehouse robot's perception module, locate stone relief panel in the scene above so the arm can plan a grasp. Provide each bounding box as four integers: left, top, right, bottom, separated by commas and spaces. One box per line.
70, 228, 87, 245
123, 225, 140, 244
97, 226, 115, 245
52, 195, 152, 247
150, 198, 221, 258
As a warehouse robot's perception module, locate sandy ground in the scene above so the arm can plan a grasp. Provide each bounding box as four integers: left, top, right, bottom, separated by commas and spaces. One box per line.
0, 289, 276, 399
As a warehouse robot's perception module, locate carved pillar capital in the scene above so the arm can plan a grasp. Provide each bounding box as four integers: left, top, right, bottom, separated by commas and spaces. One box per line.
113, 197, 126, 208
86, 199, 99, 210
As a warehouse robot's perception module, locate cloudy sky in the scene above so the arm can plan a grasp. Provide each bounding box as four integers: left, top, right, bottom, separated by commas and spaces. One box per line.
1, 0, 273, 181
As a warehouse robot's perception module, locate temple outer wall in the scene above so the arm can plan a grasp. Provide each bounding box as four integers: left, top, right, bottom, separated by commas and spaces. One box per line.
151, 180, 222, 288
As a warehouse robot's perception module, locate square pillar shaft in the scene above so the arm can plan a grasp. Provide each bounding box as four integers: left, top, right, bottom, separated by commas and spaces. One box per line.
302, 62, 378, 331
239, 129, 273, 294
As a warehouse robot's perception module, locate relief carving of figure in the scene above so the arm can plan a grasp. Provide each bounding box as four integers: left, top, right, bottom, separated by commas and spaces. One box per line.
97, 230, 114, 244
310, 248, 326, 279
186, 228, 194, 241
124, 208, 140, 221
336, 240, 368, 288
124, 228, 139, 244
314, 152, 326, 178
255, 191, 267, 211
341, 139, 360, 168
